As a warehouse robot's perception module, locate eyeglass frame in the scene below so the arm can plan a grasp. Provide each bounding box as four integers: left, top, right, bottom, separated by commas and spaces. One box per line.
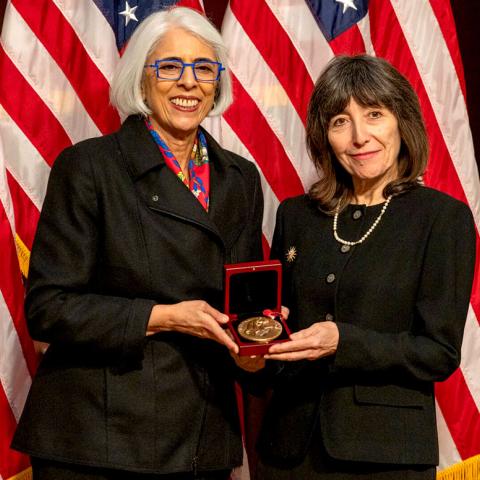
144, 59, 225, 83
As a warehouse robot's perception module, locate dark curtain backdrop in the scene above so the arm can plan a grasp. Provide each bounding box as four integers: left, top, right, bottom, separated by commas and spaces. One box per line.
0, 0, 478, 169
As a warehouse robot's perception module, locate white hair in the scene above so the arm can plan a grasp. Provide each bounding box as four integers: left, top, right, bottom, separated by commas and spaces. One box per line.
110, 7, 232, 118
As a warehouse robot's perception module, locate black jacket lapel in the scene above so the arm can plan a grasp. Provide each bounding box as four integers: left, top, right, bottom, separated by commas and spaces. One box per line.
115, 116, 248, 248
203, 129, 248, 250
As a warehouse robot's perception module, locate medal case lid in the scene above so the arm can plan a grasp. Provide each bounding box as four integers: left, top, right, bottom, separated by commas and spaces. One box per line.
224, 260, 290, 355
224, 260, 282, 317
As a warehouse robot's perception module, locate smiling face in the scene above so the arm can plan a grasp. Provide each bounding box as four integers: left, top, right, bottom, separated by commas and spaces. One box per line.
142, 27, 217, 142
327, 98, 401, 195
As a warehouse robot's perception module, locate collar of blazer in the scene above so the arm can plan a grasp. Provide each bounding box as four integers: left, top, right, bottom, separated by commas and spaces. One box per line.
114, 115, 249, 249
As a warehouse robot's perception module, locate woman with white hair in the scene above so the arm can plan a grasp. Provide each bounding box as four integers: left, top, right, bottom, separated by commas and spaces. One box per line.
13, 7, 263, 480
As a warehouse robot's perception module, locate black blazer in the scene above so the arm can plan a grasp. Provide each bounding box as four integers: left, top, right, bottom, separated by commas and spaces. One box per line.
13, 116, 264, 474
258, 187, 475, 466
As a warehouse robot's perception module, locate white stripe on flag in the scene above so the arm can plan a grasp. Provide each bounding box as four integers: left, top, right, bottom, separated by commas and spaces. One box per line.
266, 0, 334, 82
0, 107, 50, 210
221, 118, 279, 244
357, 14, 376, 56
460, 305, 480, 412
231, 444, 251, 480
223, 5, 318, 192
0, 131, 16, 233
436, 400, 462, 469
0, 290, 31, 422
53, 0, 120, 84
391, 0, 480, 228
1, 3, 102, 144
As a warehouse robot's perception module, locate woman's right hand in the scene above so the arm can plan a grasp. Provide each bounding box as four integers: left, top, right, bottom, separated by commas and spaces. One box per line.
146, 301, 239, 354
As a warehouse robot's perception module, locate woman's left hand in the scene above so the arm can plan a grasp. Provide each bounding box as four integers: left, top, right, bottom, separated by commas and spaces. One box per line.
264, 321, 339, 362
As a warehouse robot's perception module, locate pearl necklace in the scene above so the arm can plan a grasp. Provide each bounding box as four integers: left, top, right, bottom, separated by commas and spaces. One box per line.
333, 195, 393, 246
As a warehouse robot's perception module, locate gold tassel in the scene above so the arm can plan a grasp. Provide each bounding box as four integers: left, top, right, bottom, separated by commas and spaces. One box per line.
14, 233, 31, 279
437, 455, 480, 480
7, 467, 32, 480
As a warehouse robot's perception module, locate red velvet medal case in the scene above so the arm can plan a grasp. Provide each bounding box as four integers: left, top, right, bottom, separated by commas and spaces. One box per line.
224, 260, 291, 356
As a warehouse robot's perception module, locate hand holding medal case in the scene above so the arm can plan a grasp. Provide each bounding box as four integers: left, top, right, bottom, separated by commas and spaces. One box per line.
224, 260, 291, 356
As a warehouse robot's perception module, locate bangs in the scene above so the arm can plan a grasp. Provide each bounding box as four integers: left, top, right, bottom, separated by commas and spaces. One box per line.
319, 59, 398, 122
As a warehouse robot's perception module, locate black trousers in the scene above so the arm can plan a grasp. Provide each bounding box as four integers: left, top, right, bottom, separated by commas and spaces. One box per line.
256, 422, 436, 480
31, 457, 231, 480
257, 457, 435, 480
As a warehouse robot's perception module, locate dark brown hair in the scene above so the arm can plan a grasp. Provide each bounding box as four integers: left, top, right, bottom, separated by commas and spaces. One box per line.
307, 55, 429, 214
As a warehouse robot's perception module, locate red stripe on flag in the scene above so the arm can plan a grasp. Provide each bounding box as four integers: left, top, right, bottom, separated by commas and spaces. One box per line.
0, 205, 37, 377
328, 24, 366, 55
12, 0, 120, 135
0, 384, 31, 480
262, 234, 270, 260
229, 0, 313, 124
436, 369, 480, 459
6, 171, 40, 252
176, 0, 204, 13
428, 0, 467, 101
0, 46, 71, 167
224, 75, 305, 201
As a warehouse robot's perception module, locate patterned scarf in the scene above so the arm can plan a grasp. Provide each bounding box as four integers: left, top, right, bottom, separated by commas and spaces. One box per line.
145, 117, 210, 211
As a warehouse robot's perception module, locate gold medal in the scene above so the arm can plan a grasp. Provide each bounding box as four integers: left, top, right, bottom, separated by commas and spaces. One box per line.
237, 316, 283, 343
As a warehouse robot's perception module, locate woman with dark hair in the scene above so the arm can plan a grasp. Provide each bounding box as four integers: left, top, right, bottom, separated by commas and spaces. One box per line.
255, 55, 476, 479
12, 6, 263, 480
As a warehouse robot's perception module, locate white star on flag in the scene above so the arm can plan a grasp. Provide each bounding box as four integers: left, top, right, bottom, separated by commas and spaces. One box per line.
119, 1, 138, 26
335, 0, 358, 14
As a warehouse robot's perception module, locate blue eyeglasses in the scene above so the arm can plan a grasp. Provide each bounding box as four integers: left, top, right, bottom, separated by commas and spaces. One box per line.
144, 59, 225, 82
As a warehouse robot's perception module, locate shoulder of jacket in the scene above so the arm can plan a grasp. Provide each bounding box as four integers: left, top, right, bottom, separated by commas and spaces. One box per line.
280, 194, 317, 215
227, 150, 255, 171
223, 149, 258, 177
52, 133, 119, 175
403, 186, 471, 214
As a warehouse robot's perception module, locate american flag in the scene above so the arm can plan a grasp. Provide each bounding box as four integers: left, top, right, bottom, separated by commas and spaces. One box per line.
0, 1, 479, 479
